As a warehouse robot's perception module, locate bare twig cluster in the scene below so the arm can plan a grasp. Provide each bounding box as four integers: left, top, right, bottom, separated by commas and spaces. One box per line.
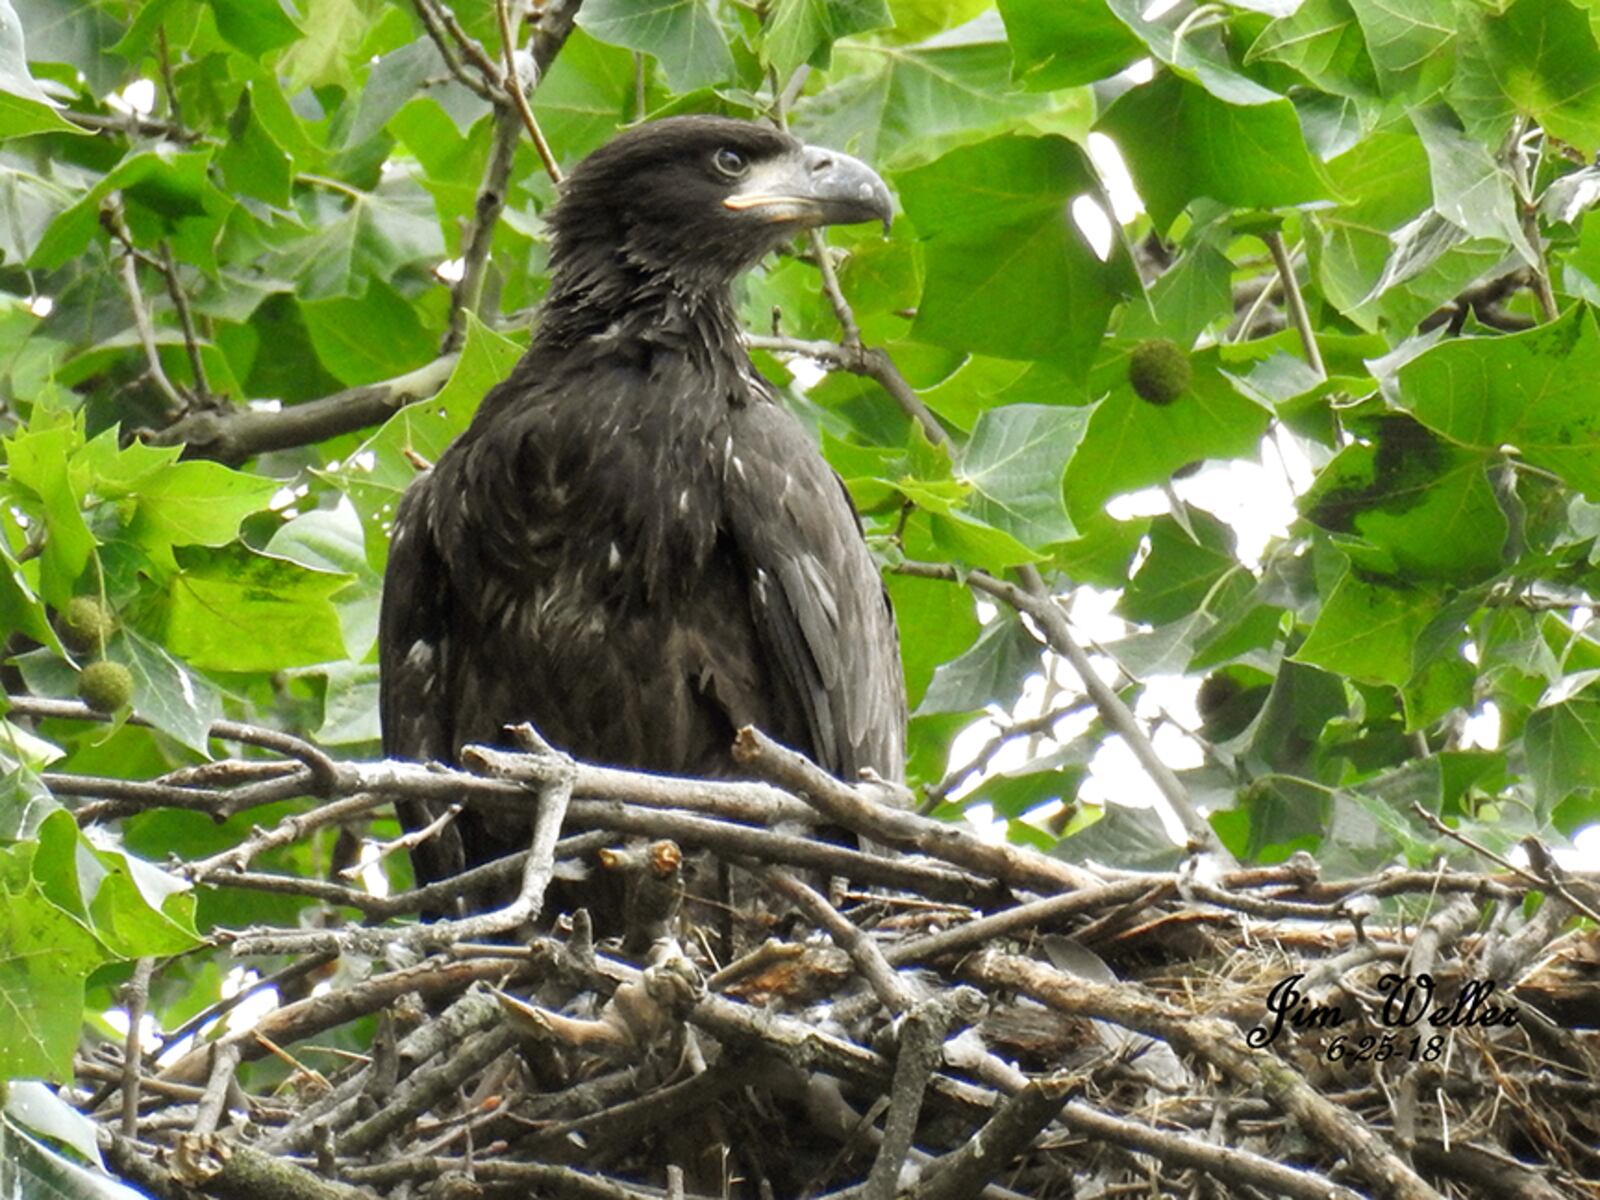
17, 698, 1594, 1200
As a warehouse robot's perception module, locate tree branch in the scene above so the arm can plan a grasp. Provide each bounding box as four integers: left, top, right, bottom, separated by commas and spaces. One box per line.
497, 0, 563, 185
1264, 231, 1324, 378
146, 353, 458, 464
103, 199, 186, 417
890, 562, 1227, 856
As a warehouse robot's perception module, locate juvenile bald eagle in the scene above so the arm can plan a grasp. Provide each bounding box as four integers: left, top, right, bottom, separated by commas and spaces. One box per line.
379, 116, 906, 888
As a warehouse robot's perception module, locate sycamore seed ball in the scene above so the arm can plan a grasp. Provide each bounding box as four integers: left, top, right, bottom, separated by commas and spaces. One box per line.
62, 595, 117, 651
79, 661, 134, 714
1128, 338, 1192, 406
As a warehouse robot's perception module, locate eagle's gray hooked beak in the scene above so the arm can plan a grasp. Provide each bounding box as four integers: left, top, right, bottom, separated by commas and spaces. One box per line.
723, 144, 894, 234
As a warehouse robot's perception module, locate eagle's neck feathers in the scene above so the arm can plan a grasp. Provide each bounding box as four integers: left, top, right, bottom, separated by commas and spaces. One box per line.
536, 243, 749, 376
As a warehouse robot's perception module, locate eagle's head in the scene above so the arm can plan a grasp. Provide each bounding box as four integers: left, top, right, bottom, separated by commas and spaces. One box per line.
547, 116, 894, 293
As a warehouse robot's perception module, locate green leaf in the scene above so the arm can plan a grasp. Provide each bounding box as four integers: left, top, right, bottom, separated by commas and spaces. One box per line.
1293, 568, 1441, 688
1308, 126, 1433, 325
1050, 509, 1147, 591
351, 39, 473, 148
5, 1080, 104, 1169
0, 867, 102, 1080
279, 0, 380, 92
898, 134, 1135, 375
1397, 304, 1600, 500
1056, 802, 1183, 871
958, 403, 1087, 548
885, 570, 980, 709
107, 630, 225, 758
927, 508, 1045, 569
1246, 0, 1381, 101
206, 0, 302, 56
765, 0, 892, 76
577, 0, 735, 92
0, 0, 81, 140
325, 315, 524, 570
1118, 242, 1234, 349
0, 538, 54, 651
84, 847, 200, 959
1300, 417, 1508, 583
1345, 0, 1457, 100
916, 611, 1041, 716
1525, 673, 1600, 809
29, 150, 222, 271
3, 411, 94, 606
301, 280, 437, 387
33, 809, 199, 959
0, 768, 58, 841
126, 459, 280, 567
309, 661, 381, 745
1120, 509, 1237, 627
267, 505, 381, 659
217, 87, 292, 208
1360, 213, 1509, 332
997, 0, 1144, 90
10, 0, 123, 93
1410, 106, 1536, 265
267, 184, 446, 300
918, 355, 1078, 433
1067, 348, 1272, 525
68, 429, 181, 498
886, 0, 988, 41
1476, 0, 1600, 157
164, 544, 349, 672
792, 15, 1065, 170
0, 1112, 149, 1198
1096, 70, 1331, 233
533, 30, 643, 164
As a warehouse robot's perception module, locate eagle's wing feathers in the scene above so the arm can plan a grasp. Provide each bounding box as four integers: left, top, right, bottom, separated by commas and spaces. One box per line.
378, 475, 468, 885
725, 400, 905, 781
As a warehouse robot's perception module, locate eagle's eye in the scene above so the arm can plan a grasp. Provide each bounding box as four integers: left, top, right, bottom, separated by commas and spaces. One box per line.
712, 147, 749, 178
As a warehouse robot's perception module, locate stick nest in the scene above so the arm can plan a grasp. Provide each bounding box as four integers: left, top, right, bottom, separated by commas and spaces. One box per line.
36, 707, 1599, 1200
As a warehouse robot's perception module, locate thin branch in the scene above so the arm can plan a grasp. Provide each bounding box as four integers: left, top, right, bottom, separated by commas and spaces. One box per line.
1052, 1101, 1368, 1200
886, 877, 1169, 967
154, 27, 183, 128
119, 958, 155, 1138
1264, 231, 1325, 378
147, 352, 458, 464
913, 1074, 1078, 1200
338, 1025, 518, 1156
864, 990, 979, 1200
1410, 803, 1600, 923
808, 229, 861, 345
927, 698, 1093, 806
156, 952, 337, 1056
732, 726, 1099, 894
156, 241, 209, 404
183, 792, 392, 881
103, 199, 186, 417
497, 0, 563, 185
191, 1040, 243, 1134
68, 109, 198, 144
446, 108, 523, 353
156, 953, 544, 1087
963, 951, 1447, 1200
420, 0, 510, 96
411, 0, 501, 101
745, 334, 947, 445
762, 866, 916, 1011
1511, 122, 1558, 324
892, 562, 1226, 856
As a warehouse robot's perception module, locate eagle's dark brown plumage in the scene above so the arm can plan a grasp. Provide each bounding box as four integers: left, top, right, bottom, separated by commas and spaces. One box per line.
379, 116, 906, 890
